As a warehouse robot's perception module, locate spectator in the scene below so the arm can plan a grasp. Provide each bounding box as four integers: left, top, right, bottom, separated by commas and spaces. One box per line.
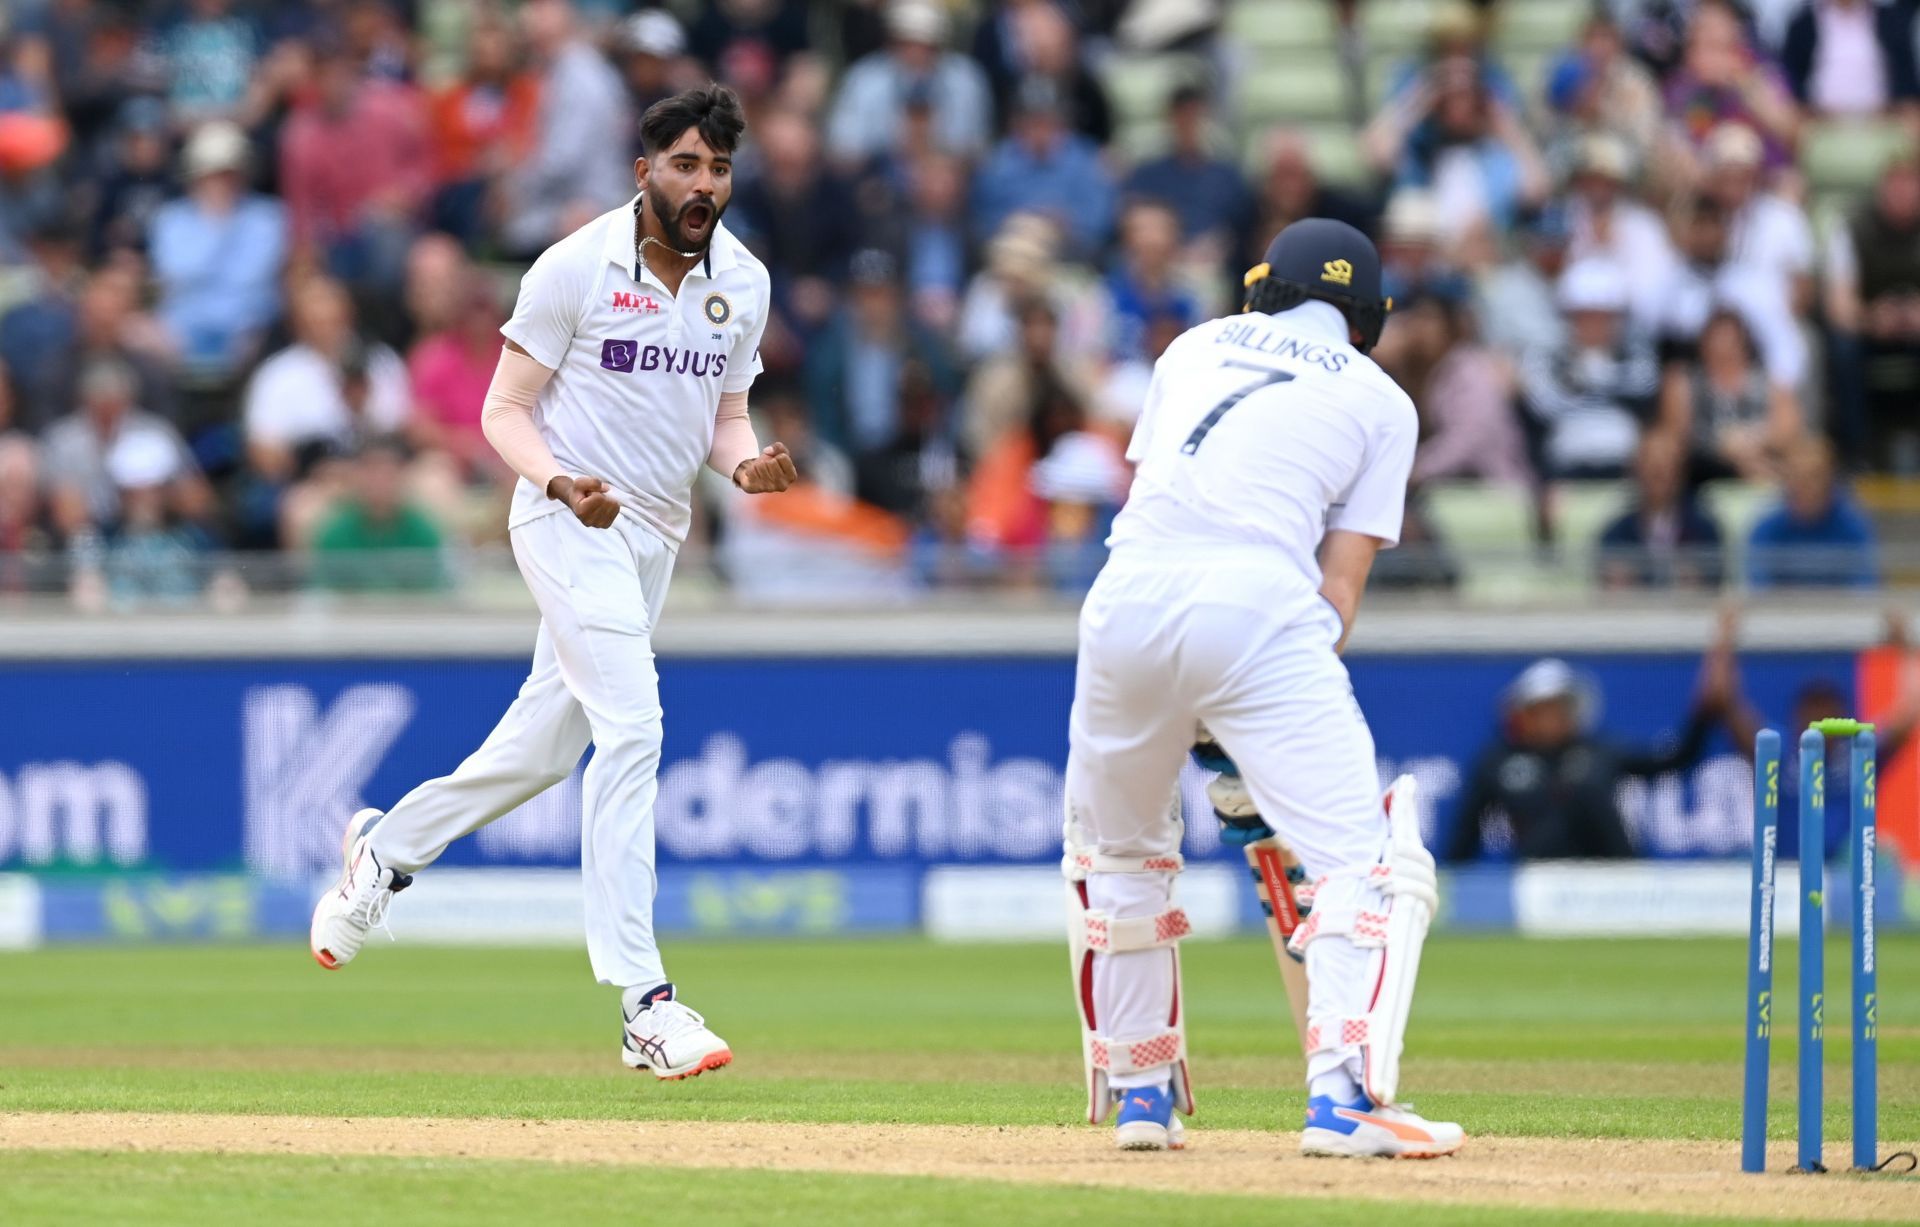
966, 375, 1119, 555
1659, 308, 1800, 481
40, 267, 177, 435
687, 0, 812, 78
729, 109, 859, 333
1662, 0, 1800, 179
242, 275, 410, 485
97, 429, 215, 606
279, 40, 430, 293
0, 219, 83, 428
1446, 656, 1724, 861
1596, 428, 1725, 589
853, 359, 960, 520
991, 5, 1111, 144
149, 120, 287, 383
1477, 203, 1571, 357
1655, 193, 1807, 392
1700, 122, 1814, 310
1378, 2, 1522, 114
1093, 306, 1184, 435
310, 436, 448, 593
1100, 201, 1200, 365
618, 9, 697, 122
1242, 128, 1372, 272
955, 213, 1105, 367
804, 248, 956, 463
408, 268, 509, 485
498, 0, 632, 257
0, 112, 67, 264
153, 0, 260, 126
1747, 434, 1879, 588
1123, 85, 1254, 253
1521, 259, 1660, 478
1565, 132, 1678, 329
42, 357, 206, 541
1396, 282, 1531, 487
1031, 427, 1127, 592
426, 15, 539, 247
90, 96, 175, 260
1540, 11, 1665, 181
1376, 188, 1452, 305
1827, 153, 1920, 469
1364, 53, 1548, 249
825, 0, 992, 165
1781, 0, 1919, 117
971, 78, 1116, 258
753, 382, 855, 498
895, 152, 970, 331
962, 295, 1091, 462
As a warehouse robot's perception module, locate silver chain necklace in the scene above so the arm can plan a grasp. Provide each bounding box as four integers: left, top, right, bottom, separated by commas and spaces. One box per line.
634, 200, 701, 267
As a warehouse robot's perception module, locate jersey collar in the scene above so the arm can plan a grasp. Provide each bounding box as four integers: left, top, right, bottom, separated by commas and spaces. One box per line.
1267, 299, 1350, 344
605, 194, 741, 282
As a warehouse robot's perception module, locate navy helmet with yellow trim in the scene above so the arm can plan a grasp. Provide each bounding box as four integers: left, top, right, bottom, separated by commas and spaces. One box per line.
1243, 218, 1392, 354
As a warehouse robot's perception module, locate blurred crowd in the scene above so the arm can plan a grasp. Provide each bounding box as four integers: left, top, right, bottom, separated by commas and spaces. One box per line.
0, 0, 1918, 605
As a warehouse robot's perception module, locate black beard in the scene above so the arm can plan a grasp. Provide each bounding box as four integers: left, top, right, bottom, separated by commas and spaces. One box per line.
647, 190, 720, 255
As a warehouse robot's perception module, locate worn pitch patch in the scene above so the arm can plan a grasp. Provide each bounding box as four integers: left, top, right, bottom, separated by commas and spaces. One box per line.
1, 1112, 1915, 1221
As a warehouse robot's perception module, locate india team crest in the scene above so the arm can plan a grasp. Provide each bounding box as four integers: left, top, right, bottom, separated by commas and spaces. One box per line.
702, 293, 732, 326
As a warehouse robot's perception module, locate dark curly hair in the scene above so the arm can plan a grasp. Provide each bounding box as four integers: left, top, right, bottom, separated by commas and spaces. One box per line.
639, 83, 747, 158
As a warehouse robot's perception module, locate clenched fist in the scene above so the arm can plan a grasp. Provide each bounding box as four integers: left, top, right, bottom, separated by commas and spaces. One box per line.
732, 442, 799, 494
547, 474, 621, 529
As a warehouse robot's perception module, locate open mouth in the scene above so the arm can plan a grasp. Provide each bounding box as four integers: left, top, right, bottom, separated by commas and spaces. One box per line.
680, 201, 713, 239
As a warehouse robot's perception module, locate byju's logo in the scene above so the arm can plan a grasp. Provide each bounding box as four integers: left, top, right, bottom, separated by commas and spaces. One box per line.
601, 339, 638, 372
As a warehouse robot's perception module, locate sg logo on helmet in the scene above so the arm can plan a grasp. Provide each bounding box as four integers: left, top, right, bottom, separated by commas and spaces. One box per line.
1321, 259, 1353, 287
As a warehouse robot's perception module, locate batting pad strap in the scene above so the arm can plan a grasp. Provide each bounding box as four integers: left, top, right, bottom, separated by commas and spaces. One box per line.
1303, 1015, 1370, 1055
1287, 902, 1392, 955
1085, 906, 1191, 952
1091, 1029, 1186, 1076
1064, 850, 1185, 879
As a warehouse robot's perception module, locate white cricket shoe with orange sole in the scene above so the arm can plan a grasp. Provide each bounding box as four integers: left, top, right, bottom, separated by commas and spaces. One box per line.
309, 808, 412, 970
1300, 1093, 1464, 1159
620, 983, 734, 1080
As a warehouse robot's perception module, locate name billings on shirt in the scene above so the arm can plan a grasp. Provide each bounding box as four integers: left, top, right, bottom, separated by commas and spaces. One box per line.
1214, 322, 1349, 374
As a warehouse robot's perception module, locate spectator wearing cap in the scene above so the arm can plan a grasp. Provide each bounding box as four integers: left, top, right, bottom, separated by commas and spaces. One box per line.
1100, 201, 1199, 365
805, 248, 957, 463
1826, 154, 1920, 469
971, 77, 1116, 258
1596, 428, 1725, 589
1782, 0, 1919, 118
1478, 203, 1570, 357
1123, 86, 1254, 254
90, 96, 175, 260
96, 427, 217, 606
1540, 11, 1664, 183
825, 0, 993, 164
1241, 128, 1372, 274
729, 110, 860, 334
1565, 132, 1678, 330
619, 8, 696, 122
242, 275, 410, 486
1662, 0, 1800, 178
1748, 435, 1879, 588
149, 120, 288, 383
498, 0, 632, 257
1700, 122, 1814, 311
279, 40, 430, 293
427, 15, 540, 247
1520, 259, 1659, 479
153, 0, 260, 126
310, 435, 449, 593
42, 357, 207, 542
990, 5, 1111, 144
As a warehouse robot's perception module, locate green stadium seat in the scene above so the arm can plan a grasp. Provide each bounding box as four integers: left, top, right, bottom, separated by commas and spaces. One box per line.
1101, 53, 1208, 128
1493, 0, 1586, 54
1802, 120, 1912, 196
1240, 57, 1351, 124
1228, 0, 1340, 54
1360, 0, 1436, 55
1304, 124, 1372, 186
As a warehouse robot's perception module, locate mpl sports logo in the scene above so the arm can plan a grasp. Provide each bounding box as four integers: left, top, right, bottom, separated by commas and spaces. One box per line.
611, 290, 662, 314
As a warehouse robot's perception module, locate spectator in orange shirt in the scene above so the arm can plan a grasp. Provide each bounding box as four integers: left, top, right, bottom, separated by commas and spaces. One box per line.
427, 16, 539, 246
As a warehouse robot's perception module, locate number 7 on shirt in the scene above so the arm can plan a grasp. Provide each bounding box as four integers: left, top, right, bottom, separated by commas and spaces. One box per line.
1180, 368, 1296, 455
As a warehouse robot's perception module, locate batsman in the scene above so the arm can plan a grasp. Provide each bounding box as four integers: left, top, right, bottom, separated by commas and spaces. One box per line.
1062, 218, 1462, 1158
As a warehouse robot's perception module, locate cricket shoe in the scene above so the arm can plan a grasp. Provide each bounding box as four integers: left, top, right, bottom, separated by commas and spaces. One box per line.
309, 808, 412, 970
1299, 1094, 1463, 1159
620, 983, 734, 1080
1113, 1084, 1187, 1151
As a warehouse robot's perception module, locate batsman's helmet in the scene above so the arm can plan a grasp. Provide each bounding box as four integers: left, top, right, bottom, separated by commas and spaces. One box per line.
1243, 218, 1392, 353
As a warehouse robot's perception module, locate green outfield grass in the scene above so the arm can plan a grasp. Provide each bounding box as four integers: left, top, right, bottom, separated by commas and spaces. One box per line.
3, 935, 1916, 1226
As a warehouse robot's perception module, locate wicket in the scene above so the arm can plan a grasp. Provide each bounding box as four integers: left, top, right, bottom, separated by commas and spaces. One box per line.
1741, 719, 1879, 1174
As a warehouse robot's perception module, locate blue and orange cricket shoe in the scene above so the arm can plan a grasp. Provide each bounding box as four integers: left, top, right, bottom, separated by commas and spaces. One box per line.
1301, 1093, 1464, 1159
1113, 1084, 1186, 1151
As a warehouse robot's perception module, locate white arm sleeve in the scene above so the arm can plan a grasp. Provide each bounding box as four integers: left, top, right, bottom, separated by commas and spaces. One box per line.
481, 346, 564, 491
707, 389, 759, 477
1326, 392, 1418, 546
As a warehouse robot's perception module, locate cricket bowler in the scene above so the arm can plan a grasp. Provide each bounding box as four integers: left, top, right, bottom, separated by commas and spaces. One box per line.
1062, 218, 1464, 1157
309, 84, 795, 1080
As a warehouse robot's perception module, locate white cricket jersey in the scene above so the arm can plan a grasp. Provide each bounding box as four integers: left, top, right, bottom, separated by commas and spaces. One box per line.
1107, 300, 1417, 616
500, 194, 771, 545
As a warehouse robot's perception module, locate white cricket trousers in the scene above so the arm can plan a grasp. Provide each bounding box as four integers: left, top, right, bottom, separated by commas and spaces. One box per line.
367, 510, 674, 989
1067, 552, 1390, 1089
